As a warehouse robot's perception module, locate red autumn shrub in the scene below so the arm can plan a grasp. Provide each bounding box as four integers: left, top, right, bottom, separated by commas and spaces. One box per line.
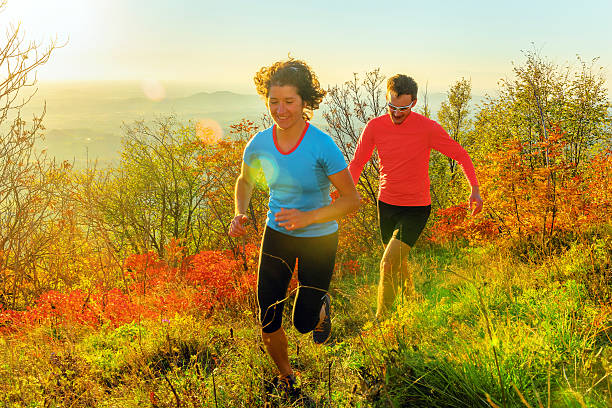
429, 129, 611, 245
0, 245, 259, 334
429, 203, 499, 244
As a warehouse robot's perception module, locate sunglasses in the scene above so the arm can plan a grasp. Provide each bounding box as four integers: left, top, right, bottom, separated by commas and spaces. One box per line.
387, 101, 414, 112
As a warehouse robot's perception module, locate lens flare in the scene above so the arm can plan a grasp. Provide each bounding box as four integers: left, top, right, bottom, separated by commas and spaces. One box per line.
259, 156, 279, 184
196, 118, 223, 144
141, 80, 166, 102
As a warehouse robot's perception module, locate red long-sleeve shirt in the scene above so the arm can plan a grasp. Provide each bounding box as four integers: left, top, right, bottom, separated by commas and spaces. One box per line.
348, 112, 479, 206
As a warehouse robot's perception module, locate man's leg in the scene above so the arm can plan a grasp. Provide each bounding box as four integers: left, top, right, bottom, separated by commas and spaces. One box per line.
262, 327, 293, 377
377, 237, 412, 319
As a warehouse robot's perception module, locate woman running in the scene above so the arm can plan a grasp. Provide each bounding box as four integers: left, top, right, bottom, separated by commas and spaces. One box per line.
228, 58, 360, 394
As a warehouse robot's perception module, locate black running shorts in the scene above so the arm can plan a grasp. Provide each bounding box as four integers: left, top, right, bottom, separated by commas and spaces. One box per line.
257, 226, 338, 334
377, 200, 431, 247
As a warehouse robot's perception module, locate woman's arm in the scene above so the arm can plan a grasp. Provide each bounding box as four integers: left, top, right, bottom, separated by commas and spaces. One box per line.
229, 161, 257, 237
274, 168, 360, 231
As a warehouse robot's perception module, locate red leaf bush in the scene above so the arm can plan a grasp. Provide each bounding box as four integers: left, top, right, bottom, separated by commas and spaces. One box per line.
0, 244, 259, 334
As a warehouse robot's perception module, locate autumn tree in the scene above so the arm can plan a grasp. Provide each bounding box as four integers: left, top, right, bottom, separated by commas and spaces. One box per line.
323, 69, 387, 204
432, 132, 611, 255
0, 1, 63, 308
416, 81, 432, 119
94, 117, 210, 257
560, 57, 611, 167
437, 78, 473, 173
473, 51, 611, 166
322, 70, 388, 258
431, 51, 611, 255
428, 78, 475, 210
466, 51, 611, 254
89, 116, 266, 259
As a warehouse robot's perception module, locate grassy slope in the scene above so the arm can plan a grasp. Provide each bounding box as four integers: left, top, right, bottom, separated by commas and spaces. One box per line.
1, 238, 610, 407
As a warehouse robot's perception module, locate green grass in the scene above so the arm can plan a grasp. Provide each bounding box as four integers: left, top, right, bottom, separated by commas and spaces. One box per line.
0, 238, 610, 407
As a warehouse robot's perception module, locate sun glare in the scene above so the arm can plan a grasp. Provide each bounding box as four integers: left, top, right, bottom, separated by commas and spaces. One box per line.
141, 80, 166, 102
0, 0, 104, 44
196, 119, 223, 145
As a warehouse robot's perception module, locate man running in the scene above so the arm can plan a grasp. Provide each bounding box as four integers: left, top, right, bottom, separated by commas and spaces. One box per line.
348, 74, 483, 319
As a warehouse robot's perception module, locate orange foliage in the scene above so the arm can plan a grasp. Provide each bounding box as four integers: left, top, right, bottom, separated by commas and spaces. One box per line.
429, 203, 499, 244
0, 242, 259, 334
430, 129, 611, 244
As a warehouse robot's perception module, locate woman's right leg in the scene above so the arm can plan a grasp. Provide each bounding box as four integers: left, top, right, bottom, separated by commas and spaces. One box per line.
257, 227, 296, 376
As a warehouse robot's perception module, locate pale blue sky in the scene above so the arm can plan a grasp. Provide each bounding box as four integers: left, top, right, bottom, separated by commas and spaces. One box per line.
2, 0, 611, 94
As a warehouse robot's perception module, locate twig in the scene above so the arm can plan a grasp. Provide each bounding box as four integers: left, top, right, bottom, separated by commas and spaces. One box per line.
195, 363, 207, 402
512, 383, 533, 408
449, 265, 506, 407
240, 236, 248, 271
585, 372, 610, 394
533, 387, 544, 408
161, 371, 181, 408
475, 287, 507, 408
212, 367, 219, 408
547, 358, 551, 408
486, 393, 501, 408
357, 331, 397, 408
328, 359, 333, 407
563, 366, 572, 389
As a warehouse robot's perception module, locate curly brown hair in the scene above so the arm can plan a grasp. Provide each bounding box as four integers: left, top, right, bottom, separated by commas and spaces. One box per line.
254, 58, 326, 120
387, 74, 418, 99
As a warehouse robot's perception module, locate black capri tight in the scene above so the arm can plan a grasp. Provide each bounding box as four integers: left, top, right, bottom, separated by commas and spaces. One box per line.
257, 226, 338, 334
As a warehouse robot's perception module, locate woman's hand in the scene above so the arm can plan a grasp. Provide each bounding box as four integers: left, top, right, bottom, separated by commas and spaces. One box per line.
275, 208, 314, 231
229, 214, 249, 237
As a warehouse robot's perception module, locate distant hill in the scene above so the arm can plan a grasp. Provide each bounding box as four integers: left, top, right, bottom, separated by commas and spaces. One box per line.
20, 82, 268, 166
20, 81, 480, 167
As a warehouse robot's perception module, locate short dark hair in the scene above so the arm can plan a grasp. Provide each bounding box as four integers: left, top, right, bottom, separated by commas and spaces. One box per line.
254, 58, 326, 121
387, 74, 418, 99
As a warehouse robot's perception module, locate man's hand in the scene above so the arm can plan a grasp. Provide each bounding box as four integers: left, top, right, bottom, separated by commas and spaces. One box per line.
275, 208, 314, 231
228, 214, 248, 237
469, 186, 483, 216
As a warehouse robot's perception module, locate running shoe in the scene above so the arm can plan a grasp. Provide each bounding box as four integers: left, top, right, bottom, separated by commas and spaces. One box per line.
266, 374, 301, 400
313, 293, 331, 344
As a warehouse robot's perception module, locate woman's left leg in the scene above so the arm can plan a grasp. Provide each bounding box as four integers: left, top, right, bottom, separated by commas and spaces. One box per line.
292, 232, 338, 334
261, 327, 292, 377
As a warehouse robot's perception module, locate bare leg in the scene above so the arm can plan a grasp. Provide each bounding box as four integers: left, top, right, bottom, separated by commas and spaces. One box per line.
261, 327, 293, 377
377, 238, 412, 319
400, 253, 415, 298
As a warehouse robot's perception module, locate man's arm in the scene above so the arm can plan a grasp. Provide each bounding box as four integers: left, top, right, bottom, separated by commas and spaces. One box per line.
430, 122, 483, 215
